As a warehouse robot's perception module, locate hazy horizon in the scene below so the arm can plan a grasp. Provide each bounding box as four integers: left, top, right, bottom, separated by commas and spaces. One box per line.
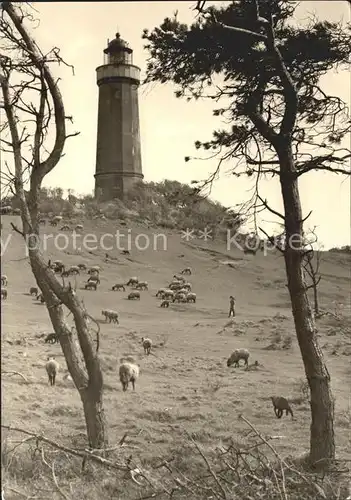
1, 1, 350, 249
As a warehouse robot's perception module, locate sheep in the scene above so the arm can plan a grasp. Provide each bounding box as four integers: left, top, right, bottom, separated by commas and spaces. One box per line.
182, 282, 192, 291
186, 292, 196, 303
30, 286, 38, 296
126, 277, 138, 286
173, 293, 187, 303
135, 281, 148, 290
49, 215, 62, 226
88, 266, 100, 275
36, 293, 45, 303
112, 283, 126, 291
77, 263, 87, 271
39, 218, 46, 225
61, 270, 70, 278
128, 291, 140, 300
271, 396, 294, 419
75, 224, 84, 231
60, 224, 70, 231
88, 275, 100, 285
46, 357, 59, 386
119, 362, 139, 391
121, 249, 130, 255
141, 337, 152, 355
227, 348, 250, 368
45, 332, 59, 344
85, 281, 97, 291
173, 275, 185, 282
1, 288, 8, 300
180, 267, 192, 275
156, 288, 166, 298
162, 290, 174, 300
169, 282, 183, 291
68, 265, 80, 275
1, 275, 8, 286
102, 310, 119, 324
160, 300, 170, 308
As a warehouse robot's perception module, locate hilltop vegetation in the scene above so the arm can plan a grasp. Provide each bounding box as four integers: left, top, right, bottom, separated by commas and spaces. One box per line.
1, 180, 244, 238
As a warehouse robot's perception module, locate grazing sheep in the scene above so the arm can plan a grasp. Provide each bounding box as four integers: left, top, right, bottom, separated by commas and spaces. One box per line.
46, 357, 59, 386
102, 310, 119, 324
88, 266, 100, 275
85, 281, 97, 291
88, 275, 100, 285
39, 218, 46, 225
160, 300, 170, 308
77, 263, 87, 271
156, 288, 166, 298
119, 362, 139, 391
1, 288, 7, 300
36, 293, 45, 303
135, 281, 148, 290
126, 277, 138, 286
45, 332, 59, 344
180, 267, 192, 275
173, 275, 186, 282
227, 348, 250, 368
128, 291, 140, 300
169, 282, 183, 291
173, 293, 187, 303
186, 292, 196, 303
112, 283, 126, 291
141, 337, 152, 355
30, 286, 38, 296
75, 224, 84, 231
121, 249, 130, 255
49, 215, 62, 226
52, 260, 65, 273
68, 265, 80, 275
60, 224, 70, 231
271, 396, 294, 419
162, 290, 174, 300
1, 275, 8, 286
61, 270, 70, 278
182, 282, 192, 291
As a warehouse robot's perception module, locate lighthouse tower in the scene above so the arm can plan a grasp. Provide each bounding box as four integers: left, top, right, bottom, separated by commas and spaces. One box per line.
94, 33, 143, 201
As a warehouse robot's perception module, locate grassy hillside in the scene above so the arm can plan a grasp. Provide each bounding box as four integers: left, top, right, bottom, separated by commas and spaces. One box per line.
1, 215, 350, 499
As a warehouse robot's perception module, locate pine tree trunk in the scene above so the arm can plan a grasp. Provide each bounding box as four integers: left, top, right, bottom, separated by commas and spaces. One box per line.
279, 147, 335, 465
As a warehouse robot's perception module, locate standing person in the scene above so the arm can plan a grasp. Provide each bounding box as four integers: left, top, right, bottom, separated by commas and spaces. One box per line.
228, 295, 235, 317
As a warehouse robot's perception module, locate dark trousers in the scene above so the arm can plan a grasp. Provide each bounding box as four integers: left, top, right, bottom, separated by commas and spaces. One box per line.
228, 307, 235, 317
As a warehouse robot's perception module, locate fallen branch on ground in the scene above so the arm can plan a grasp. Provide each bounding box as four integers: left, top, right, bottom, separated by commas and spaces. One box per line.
2, 371, 28, 382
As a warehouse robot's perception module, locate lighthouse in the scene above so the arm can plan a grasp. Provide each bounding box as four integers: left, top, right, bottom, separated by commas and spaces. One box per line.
94, 33, 143, 201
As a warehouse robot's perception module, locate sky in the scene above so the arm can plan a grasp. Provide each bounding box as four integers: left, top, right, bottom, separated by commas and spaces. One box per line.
2, 1, 351, 249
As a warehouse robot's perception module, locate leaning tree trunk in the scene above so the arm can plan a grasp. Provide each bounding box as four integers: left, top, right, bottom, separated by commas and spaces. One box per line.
279, 147, 335, 465
27, 237, 108, 449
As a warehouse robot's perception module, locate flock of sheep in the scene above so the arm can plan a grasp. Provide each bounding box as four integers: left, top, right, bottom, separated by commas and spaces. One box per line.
1, 218, 295, 420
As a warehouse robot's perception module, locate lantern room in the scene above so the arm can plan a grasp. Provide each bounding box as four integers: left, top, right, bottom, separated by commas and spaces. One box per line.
103, 32, 133, 65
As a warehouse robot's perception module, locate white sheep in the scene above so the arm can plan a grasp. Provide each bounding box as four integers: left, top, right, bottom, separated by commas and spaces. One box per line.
45, 357, 59, 386
141, 337, 152, 355
186, 292, 196, 303
119, 362, 140, 391
227, 348, 250, 368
